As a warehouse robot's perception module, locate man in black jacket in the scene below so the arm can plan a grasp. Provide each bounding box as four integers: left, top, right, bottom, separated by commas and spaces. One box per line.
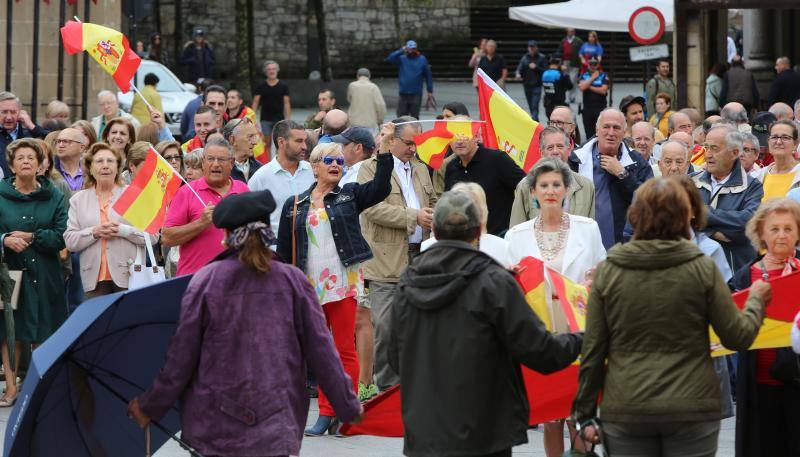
388, 191, 582, 457
768, 56, 800, 107
0, 91, 48, 177
515, 40, 549, 120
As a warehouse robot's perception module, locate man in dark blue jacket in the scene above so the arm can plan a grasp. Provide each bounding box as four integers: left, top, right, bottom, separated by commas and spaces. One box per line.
691, 124, 763, 272
768, 56, 800, 107
386, 40, 433, 119
180, 28, 215, 83
0, 91, 48, 177
515, 40, 549, 120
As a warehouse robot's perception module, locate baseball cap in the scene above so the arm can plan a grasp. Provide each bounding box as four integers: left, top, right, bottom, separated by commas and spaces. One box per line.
751, 111, 776, 146
527, 40, 539, 47
193, 28, 205, 37
331, 127, 376, 151
406, 40, 418, 49
433, 191, 481, 238
619, 95, 645, 114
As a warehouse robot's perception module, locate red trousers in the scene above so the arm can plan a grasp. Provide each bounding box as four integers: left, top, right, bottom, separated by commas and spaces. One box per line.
318, 296, 360, 416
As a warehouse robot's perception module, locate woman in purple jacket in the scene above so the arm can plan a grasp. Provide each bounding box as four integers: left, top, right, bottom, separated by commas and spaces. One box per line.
128, 190, 362, 457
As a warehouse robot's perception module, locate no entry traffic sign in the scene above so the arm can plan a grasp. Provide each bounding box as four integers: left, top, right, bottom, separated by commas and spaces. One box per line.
628, 6, 666, 45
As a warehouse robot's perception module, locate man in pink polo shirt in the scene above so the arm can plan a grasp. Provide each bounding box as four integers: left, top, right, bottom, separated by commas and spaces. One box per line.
163, 137, 250, 275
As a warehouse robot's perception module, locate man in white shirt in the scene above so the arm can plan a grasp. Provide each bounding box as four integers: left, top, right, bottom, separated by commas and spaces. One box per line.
333, 127, 376, 186
247, 120, 314, 235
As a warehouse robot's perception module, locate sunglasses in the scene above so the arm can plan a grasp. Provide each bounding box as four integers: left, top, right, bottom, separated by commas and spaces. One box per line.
321, 156, 345, 166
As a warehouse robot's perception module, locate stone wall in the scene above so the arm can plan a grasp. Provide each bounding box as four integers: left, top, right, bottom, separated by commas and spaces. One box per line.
139, 0, 469, 87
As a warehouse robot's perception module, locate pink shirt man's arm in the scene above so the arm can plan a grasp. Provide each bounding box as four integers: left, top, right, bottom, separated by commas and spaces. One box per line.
162, 186, 211, 247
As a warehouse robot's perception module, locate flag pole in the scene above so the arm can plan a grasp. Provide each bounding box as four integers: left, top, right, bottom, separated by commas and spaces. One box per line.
131, 82, 155, 112
152, 148, 208, 208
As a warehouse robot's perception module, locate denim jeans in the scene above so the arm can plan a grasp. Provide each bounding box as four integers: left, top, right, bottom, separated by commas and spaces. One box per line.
523, 85, 542, 121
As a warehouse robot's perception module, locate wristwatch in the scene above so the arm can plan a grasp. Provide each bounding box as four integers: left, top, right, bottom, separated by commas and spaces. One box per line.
617, 169, 630, 180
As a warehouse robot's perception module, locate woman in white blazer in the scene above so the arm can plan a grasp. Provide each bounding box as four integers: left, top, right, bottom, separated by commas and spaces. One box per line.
64, 143, 154, 298
504, 157, 605, 457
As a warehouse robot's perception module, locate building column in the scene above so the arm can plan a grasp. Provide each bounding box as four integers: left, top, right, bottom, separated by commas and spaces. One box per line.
743, 9, 773, 108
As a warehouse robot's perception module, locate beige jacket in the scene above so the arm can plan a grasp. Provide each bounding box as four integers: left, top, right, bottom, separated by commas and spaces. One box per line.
508, 171, 596, 229
347, 78, 387, 129
64, 186, 156, 292
357, 155, 436, 282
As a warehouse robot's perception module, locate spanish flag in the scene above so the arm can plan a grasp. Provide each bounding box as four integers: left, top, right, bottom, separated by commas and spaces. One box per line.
60, 20, 141, 93
477, 69, 544, 172
412, 121, 480, 170
548, 267, 590, 333
112, 147, 183, 233
691, 144, 706, 166
514, 256, 553, 331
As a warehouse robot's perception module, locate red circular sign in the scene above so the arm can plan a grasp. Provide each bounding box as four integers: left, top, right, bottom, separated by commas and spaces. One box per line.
628, 7, 665, 45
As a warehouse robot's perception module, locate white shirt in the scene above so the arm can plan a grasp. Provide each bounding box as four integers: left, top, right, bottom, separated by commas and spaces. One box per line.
247, 158, 315, 234
340, 160, 365, 186
393, 156, 422, 243
710, 173, 731, 196
234, 160, 251, 180
421, 234, 512, 267
727, 36, 737, 63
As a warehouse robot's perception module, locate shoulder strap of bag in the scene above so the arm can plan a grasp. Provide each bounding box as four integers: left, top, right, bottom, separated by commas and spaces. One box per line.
144, 235, 159, 271
291, 195, 298, 266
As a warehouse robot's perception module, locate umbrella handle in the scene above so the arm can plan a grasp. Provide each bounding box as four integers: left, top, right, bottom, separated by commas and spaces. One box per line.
144, 424, 151, 457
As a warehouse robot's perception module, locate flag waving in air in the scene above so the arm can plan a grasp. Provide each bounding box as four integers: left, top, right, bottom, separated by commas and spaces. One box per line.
412, 120, 481, 170
60, 20, 141, 93
113, 147, 183, 233
477, 69, 544, 172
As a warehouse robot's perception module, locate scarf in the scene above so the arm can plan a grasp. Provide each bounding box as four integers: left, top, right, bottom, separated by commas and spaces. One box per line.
226, 222, 276, 250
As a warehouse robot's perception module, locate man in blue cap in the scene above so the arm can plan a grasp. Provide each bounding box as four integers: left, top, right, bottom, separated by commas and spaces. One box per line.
386, 40, 434, 119
180, 27, 215, 83
332, 126, 377, 186
515, 40, 549, 121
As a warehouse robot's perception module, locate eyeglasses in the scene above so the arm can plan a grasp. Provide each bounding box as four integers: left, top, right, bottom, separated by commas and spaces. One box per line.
204, 156, 231, 163
55, 139, 84, 146
163, 155, 181, 162
548, 120, 574, 128
769, 135, 794, 143
321, 156, 345, 166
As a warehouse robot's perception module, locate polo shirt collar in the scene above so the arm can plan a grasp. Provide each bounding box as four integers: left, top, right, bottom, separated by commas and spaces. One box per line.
195, 177, 234, 192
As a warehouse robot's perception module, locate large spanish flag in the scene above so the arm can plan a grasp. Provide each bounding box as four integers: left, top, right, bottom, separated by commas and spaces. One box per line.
413, 121, 481, 170
691, 144, 706, 166
549, 267, 590, 333
476, 69, 544, 172
60, 20, 141, 93
112, 147, 183, 233
515, 256, 552, 331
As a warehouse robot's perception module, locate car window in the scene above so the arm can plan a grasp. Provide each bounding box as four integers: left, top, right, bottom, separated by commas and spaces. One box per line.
136, 63, 184, 92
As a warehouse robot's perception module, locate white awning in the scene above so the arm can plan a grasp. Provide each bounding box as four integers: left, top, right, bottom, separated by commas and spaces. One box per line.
509, 1, 674, 33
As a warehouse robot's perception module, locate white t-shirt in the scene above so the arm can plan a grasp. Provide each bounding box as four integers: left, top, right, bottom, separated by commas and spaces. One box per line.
421, 234, 512, 267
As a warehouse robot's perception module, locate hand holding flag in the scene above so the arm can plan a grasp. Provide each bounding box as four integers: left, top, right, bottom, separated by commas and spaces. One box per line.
412, 120, 481, 170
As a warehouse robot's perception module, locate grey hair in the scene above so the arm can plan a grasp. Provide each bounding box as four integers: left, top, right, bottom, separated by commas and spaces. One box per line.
667, 112, 690, 131
769, 103, 792, 120
632, 121, 656, 138
263, 60, 280, 73
222, 118, 250, 141
392, 116, 421, 138
527, 156, 573, 190
725, 130, 746, 154
539, 126, 570, 149
794, 99, 800, 115
0, 91, 20, 107
184, 148, 204, 168
741, 132, 760, 150
721, 104, 748, 124
308, 142, 343, 164
660, 139, 689, 160
595, 107, 627, 131
203, 137, 234, 158
356, 68, 371, 78
96, 90, 116, 101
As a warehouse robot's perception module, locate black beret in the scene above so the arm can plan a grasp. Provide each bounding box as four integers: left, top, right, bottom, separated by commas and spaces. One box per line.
213, 190, 276, 230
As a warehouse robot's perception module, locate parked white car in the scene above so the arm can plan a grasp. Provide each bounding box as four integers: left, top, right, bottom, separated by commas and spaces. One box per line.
118, 59, 198, 140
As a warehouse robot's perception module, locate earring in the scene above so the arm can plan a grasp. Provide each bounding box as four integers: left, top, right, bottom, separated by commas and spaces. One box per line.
533, 199, 540, 209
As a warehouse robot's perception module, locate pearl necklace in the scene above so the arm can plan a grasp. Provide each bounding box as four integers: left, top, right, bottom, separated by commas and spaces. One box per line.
534, 213, 570, 261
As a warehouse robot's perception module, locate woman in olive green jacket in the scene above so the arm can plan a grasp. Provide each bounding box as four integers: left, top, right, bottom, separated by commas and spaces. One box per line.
572, 177, 769, 456
0, 139, 68, 407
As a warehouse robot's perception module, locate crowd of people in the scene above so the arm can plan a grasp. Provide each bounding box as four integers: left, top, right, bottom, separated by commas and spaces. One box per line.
1, 27, 800, 457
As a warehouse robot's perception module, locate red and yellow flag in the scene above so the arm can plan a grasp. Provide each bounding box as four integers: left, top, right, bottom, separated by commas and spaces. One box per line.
691, 144, 706, 166
549, 267, 590, 333
514, 256, 552, 331
412, 120, 480, 170
112, 147, 183, 233
477, 69, 544, 172
60, 20, 141, 93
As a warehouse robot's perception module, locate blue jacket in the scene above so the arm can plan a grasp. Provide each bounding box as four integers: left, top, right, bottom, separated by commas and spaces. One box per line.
0, 123, 49, 177
180, 95, 203, 140
386, 49, 433, 95
692, 161, 763, 273
276, 153, 393, 272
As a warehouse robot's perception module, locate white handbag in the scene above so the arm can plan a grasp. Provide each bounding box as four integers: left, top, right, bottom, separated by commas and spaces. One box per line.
128, 235, 166, 290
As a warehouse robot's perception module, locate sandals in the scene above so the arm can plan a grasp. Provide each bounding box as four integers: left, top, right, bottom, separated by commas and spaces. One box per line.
0, 393, 19, 407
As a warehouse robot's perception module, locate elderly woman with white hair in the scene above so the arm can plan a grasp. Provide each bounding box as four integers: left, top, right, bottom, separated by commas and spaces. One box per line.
739, 132, 762, 178
421, 181, 511, 266
276, 140, 393, 436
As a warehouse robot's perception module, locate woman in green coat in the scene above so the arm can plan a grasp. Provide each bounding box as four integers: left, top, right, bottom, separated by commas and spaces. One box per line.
0, 139, 68, 407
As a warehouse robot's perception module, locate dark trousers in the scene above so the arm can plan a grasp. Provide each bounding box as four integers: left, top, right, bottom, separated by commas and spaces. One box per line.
603, 420, 720, 457
66, 253, 84, 313
467, 449, 511, 457
524, 85, 542, 121
582, 106, 603, 140
85, 280, 126, 299
755, 383, 800, 455
397, 93, 422, 119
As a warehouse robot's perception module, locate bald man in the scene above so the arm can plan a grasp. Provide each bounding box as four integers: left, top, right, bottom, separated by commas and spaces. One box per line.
317, 109, 349, 144
55, 127, 89, 191
655, 140, 692, 177
570, 108, 653, 249
769, 56, 800, 107
768, 102, 794, 121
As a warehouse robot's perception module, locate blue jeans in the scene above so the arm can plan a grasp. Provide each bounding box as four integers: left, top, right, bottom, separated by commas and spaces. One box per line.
523, 85, 542, 121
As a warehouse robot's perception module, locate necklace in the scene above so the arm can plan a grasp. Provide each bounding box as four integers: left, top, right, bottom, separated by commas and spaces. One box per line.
534, 213, 570, 261
12, 177, 39, 194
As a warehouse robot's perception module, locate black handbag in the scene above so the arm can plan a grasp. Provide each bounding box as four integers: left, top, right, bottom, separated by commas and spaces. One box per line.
565, 419, 607, 457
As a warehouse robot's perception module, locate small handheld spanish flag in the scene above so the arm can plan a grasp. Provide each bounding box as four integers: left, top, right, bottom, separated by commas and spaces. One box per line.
60, 20, 141, 93
112, 147, 183, 233
412, 120, 481, 170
